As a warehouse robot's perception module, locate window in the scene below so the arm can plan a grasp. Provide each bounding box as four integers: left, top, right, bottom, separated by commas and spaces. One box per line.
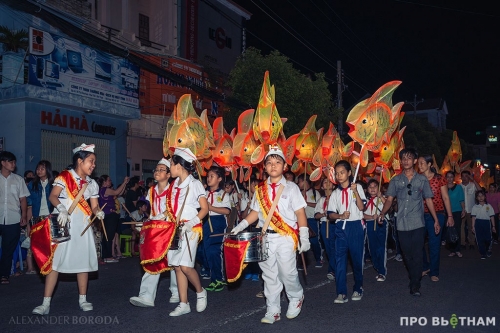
139, 14, 149, 41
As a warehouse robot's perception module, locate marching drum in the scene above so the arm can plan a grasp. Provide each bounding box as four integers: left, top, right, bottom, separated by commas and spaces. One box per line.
31, 215, 71, 243
169, 226, 182, 251
227, 232, 268, 262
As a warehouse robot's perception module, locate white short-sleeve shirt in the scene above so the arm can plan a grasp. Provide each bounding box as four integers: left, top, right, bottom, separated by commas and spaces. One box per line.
304, 188, 320, 219
170, 175, 206, 221
0, 172, 30, 225
206, 188, 231, 216
314, 196, 328, 222
327, 183, 366, 221
250, 176, 307, 229
471, 203, 495, 221
364, 196, 385, 218
53, 169, 99, 204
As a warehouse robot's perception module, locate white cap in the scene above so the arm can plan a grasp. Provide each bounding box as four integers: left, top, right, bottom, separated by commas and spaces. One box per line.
173, 147, 196, 163
264, 144, 286, 162
158, 158, 170, 168
73, 143, 95, 154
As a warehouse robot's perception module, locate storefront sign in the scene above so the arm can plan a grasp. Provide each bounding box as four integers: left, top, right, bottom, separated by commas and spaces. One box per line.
41, 110, 116, 136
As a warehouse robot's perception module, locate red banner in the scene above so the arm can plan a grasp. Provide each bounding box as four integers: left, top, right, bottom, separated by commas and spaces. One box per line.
140, 220, 177, 274
223, 238, 250, 283
30, 217, 57, 275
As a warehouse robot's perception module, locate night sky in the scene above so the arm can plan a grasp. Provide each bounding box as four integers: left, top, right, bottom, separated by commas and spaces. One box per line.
232, 0, 499, 142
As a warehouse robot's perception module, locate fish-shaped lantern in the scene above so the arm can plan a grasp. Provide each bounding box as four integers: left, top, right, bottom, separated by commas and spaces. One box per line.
346, 81, 404, 167
310, 122, 353, 182
251, 71, 284, 164
233, 109, 261, 182
162, 94, 215, 161
212, 117, 237, 179
446, 131, 462, 173
373, 127, 406, 182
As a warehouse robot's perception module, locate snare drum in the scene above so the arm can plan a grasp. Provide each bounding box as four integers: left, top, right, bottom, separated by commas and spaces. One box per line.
30, 215, 70, 243
169, 226, 182, 251
227, 231, 268, 262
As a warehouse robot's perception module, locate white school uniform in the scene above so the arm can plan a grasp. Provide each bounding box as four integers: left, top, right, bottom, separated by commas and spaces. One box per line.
206, 188, 231, 216
51, 170, 99, 273
327, 183, 367, 222
137, 183, 178, 304
314, 197, 328, 223
249, 176, 307, 314
167, 175, 206, 267
304, 188, 320, 219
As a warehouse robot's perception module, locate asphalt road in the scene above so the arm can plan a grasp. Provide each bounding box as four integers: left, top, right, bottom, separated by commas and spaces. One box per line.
1, 243, 499, 333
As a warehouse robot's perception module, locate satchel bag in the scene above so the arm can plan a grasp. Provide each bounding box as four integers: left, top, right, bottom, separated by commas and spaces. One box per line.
446, 226, 459, 244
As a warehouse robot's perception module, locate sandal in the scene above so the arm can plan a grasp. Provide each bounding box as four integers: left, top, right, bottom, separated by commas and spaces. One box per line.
456, 252, 463, 258
13, 271, 23, 277
25, 270, 37, 275
448, 252, 456, 257
1, 276, 9, 284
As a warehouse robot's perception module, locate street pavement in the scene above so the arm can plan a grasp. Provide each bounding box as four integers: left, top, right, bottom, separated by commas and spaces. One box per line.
1, 243, 499, 333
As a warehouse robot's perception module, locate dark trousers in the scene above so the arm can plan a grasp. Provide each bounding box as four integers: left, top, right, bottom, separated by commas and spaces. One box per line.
474, 219, 492, 256
102, 212, 119, 258
450, 212, 463, 253
319, 221, 336, 273
422, 213, 445, 277
202, 215, 227, 282
390, 217, 402, 255
0, 223, 21, 278
398, 227, 425, 291
307, 218, 322, 262
365, 219, 388, 276
335, 220, 365, 295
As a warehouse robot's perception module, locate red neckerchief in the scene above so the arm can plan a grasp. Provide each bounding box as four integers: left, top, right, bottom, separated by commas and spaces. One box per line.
340, 184, 351, 211
154, 186, 168, 216
173, 186, 181, 215
270, 183, 278, 200
323, 196, 329, 212
366, 196, 376, 214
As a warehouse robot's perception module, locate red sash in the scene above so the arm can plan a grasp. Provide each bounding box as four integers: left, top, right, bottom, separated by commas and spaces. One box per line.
30, 216, 57, 275
139, 220, 177, 274
164, 182, 203, 240
255, 182, 299, 250
57, 170, 92, 216
223, 238, 250, 282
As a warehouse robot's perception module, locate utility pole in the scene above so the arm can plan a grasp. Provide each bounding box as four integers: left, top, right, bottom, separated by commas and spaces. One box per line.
406, 94, 424, 117
337, 60, 343, 135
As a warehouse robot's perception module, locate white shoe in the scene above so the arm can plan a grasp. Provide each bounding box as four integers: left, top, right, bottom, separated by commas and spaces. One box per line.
261, 312, 280, 324
32, 304, 50, 315
351, 291, 363, 301
130, 296, 154, 307
169, 294, 180, 303
79, 301, 93, 311
196, 288, 207, 312
169, 302, 191, 317
286, 295, 304, 319
334, 294, 348, 304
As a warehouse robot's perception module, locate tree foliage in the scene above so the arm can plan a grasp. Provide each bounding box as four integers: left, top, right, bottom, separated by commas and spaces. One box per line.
0, 25, 28, 53
401, 116, 472, 166
226, 47, 339, 136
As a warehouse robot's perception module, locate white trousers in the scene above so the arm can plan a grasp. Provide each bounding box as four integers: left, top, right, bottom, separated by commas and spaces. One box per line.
259, 234, 303, 314
138, 270, 178, 304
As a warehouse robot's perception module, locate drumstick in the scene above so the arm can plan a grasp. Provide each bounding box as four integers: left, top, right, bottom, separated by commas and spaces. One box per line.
209, 232, 232, 237
80, 203, 107, 237
185, 231, 192, 262
120, 202, 138, 222
100, 216, 108, 241
68, 183, 88, 215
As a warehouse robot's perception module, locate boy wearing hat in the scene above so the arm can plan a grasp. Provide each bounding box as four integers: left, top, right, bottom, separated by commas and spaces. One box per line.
231, 144, 309, 324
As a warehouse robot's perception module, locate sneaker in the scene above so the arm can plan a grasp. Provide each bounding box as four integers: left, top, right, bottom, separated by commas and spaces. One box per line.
169, 294, 180, 303
487, 251, 492, 258
441, 241, 446, 246
244, 273, 252, 280
297, 265, 304, 271
286, 295, 304, 319
256, 291, 265, 298
261, 312, 280, 324
205, 280, 224, 292
448, 252, 456, 257
410, 289, 421, 297
456, 252, 463, 258
252, 274, 260, 282
32, 304, 50, 315
130, 296, 154, 307
79, 301, 93, 311
376, 274, 386, 282
351, 291, 363, 301
104, 258, 119, 263
395, 254, 403, 262
196, 288, 207, 312
481, 255, 486, 260
326, 272, 335, 281
169, 302, 191, 317
200, 268, 210, 279
315, 261, 323, 268
334, 294, 348, 304
387, 248, 393, 254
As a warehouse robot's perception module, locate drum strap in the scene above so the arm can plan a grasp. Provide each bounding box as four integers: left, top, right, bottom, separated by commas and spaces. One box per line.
68, 183, 88, 215
261, 184, 284, 234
